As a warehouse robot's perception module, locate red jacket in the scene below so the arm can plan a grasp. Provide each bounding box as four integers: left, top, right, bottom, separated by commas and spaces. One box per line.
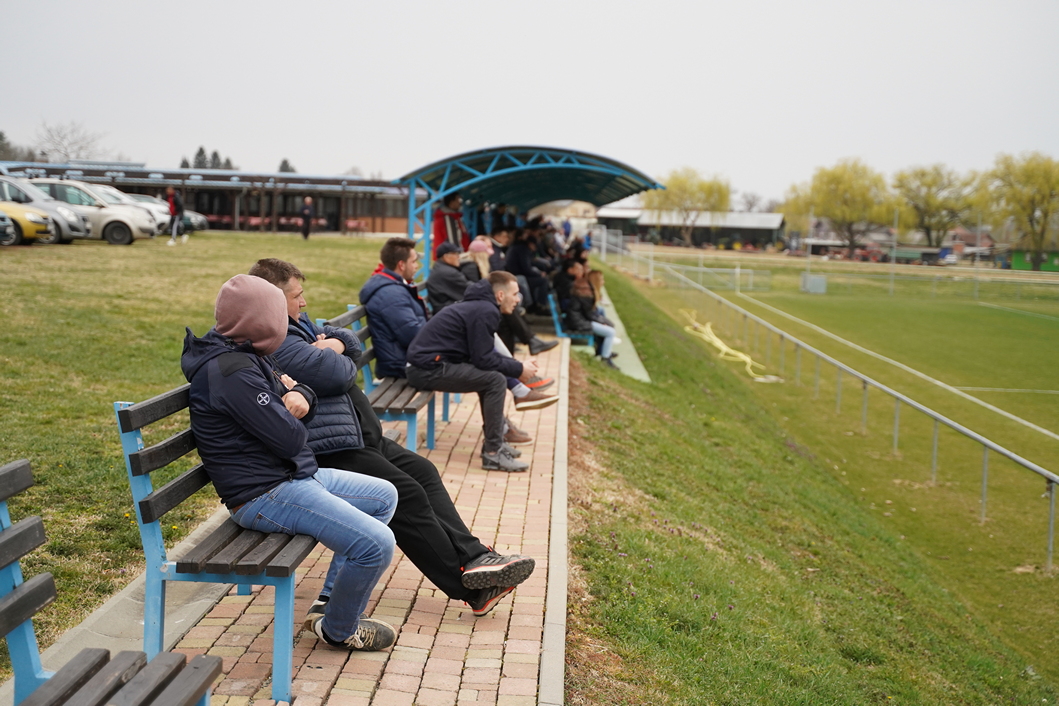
432, 207, 470, 258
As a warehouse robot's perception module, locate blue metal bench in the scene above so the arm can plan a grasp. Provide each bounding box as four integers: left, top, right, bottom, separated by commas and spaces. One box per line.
0, 459, 222, 706
113, 390, 316, 704
547, 293, 594, 345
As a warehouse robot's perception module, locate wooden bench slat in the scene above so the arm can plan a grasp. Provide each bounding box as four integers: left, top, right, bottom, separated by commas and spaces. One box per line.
0, 516, 46, 573
139, 465, 211, 525
0, 459, 34, 504
175, 519, 242, 574
265, 534, 317, 577
373, 379, 409, 410
108, 652, 186, 706
204, 530, 267, 574
149, 655, 223, 706
117, 386, 190, 433
235, 533, 293, 576
386, 384, 420, 413
64, 650, 147, 706
400, 389, 435, 415
356, 348, 376, 370
20, 647, 110, 706
0, 573, 55, 639
355, 324, 371, 344
366, 377, 396, 404
128, 430, 196, 477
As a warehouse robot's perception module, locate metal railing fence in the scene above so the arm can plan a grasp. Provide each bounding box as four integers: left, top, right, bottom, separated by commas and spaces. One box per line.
596, 237, 1058, 570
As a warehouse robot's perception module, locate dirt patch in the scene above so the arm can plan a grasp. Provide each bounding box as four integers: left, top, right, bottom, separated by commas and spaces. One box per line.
564, 357, 671, 705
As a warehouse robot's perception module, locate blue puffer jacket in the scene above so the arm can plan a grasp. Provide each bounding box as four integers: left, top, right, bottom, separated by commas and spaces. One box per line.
181, 328, 319, 509
272, 314, 365, 455
359, 270, 428, 379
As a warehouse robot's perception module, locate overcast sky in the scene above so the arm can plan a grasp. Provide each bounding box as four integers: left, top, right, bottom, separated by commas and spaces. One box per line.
3, 0, 1057, 203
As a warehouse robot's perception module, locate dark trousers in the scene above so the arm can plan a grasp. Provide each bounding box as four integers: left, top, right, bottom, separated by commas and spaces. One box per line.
316, 439, 489, 601
498, 312, 534, 354
407, 363, 507, 454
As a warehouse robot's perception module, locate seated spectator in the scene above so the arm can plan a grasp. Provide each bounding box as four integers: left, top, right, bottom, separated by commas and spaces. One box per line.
563, 262, 620, 369
407, 273, 554, 471
249, 259, 535, 618
181, 274, 399, 650
359, 238, 427, 379
488, 229, 510, 272
505, 230, 550, 313
426, 242, 468, 313
464, 238, 493, 283
432, 192, 470, 259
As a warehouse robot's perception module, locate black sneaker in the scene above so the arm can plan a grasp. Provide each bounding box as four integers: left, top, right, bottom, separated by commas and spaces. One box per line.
461, 552, 535, 590
529, 337, 559, 355
466, 585, 515, 617
307, 614, 396, 651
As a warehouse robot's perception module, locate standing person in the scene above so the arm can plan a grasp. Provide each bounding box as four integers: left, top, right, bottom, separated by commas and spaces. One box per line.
165, 186, 185, 246
299, 196, 315, 240
406, 273, 543, 471
359, 238, 428, 379
432, 192, 470, 259
180, 274, 399, 651
248, 258, 537, 618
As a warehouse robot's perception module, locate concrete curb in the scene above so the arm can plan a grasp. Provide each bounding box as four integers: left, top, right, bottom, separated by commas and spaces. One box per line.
538, 338, 570, 706
0, 506, 234, 704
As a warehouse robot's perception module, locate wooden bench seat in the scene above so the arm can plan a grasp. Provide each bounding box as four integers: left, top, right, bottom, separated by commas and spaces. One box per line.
0, 459, 222, 706
114, 387, 316, 704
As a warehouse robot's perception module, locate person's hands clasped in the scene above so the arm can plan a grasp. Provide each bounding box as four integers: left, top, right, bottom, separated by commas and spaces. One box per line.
519, 358, 540, 382
311, 333, 345, 354
283, 390, 310, 419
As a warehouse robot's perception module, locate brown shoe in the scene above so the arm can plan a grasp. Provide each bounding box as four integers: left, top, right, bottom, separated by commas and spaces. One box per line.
514, 390, 559, 412
504, 426, 533, 445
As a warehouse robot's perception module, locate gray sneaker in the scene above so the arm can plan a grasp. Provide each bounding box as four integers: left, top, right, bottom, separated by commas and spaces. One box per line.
307, 614, 396, 651
482, 448, 529, 472
501, 442, 522, 458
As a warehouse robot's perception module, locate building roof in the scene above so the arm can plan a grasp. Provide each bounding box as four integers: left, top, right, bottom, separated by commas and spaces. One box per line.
596, 206, 784, 230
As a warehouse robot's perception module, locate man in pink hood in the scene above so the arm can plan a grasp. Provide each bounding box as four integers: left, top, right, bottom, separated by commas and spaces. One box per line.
180, 274, 399, 652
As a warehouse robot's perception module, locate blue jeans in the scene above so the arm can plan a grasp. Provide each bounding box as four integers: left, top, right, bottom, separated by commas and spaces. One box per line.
231, 468, 397, 641
592, 321, 617, 358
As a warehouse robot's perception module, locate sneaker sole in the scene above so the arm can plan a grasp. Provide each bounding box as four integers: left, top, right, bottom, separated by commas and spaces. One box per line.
469, 586, 515, 617
526, 379, 555, 392
481, 459, 528, 472
514, 396, 559, 411
504, 437, 534, 446
462, 556, 536, 590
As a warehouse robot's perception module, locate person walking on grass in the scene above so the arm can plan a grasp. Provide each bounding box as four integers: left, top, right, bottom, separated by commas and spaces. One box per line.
181, 274, 399, 651
300, 196, 315, 240
165, 186, 185, 246
249, 258, 536, 618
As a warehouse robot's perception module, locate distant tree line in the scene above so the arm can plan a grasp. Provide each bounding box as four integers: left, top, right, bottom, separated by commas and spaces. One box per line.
180, 147, 236, 170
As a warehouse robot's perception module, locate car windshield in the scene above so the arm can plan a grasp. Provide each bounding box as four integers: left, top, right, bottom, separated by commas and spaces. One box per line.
92, 186, 130, 205
14, 180, 56, 203
129, 194, 164, 205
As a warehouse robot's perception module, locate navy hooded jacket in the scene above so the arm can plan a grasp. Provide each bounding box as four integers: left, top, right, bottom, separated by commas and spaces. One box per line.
181, 328, 319, 509
405, 279, 523, 379
359, 269, 428, 379
272, 314, 366, 455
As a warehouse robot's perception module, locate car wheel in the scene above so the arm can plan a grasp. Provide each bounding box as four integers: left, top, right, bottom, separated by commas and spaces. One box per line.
37, 226, 62, 245
0, 223, 24, 247
104, 222, 133, 245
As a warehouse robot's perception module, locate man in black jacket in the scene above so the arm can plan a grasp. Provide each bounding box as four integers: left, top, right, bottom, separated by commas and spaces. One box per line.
249, 259, 536, 618
181, 274, 398, 651
407, 272, 539, 472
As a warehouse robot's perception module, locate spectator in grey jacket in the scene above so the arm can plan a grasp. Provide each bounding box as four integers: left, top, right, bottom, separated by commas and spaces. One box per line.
426, 242, 469, 312
249, 259, 535, 618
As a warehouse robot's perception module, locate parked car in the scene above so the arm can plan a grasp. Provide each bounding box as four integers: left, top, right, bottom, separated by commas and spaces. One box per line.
125, 193, 207, 234
0, 176, 91, 244
124, 193, 172, 232
0, 209, 13, 242
92, 185, 163, 234
0, 199, 52, 246
184, 209, 208, 233
30, 179, 157, 245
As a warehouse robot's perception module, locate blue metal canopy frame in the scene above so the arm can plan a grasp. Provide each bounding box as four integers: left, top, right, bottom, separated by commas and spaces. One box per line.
394, 145, 662, 274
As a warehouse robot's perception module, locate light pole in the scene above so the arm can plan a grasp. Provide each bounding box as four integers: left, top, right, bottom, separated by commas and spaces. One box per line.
889, 207, 898, 296
806, 207, 814, 277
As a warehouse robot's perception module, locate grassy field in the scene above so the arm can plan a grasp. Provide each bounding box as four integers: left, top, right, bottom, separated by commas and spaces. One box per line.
565, 269, 1057, 703
605, 262, 1059, 690
0, 233, 383, 662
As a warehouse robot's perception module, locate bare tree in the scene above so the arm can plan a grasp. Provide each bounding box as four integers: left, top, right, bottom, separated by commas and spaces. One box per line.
36, 121, 103, 162
740, 192, 763, 212
344, 166, 364, 177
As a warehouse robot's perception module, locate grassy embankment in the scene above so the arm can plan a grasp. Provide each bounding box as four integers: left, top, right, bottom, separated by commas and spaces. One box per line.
0, 233, 381, 666
565, 268, 1057, 704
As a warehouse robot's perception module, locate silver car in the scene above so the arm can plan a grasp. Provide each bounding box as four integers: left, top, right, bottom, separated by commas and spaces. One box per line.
0, 176, 91, 244
31, 178, 157, 245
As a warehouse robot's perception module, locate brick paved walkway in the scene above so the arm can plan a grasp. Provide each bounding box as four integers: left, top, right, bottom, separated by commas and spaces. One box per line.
174, 343, 566, 706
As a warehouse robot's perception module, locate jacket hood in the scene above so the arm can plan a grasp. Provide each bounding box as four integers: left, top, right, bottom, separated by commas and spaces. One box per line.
214, 274, 288, 356
463, 278, 498, 305
181, 328, 256, 381
359, 269, 408, 305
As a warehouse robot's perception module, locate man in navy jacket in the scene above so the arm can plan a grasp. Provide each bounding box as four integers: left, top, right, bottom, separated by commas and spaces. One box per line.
181, 274, 398, 651
358, 238, 427, 379
406, 272, 539, 472
249, 259, 536, 618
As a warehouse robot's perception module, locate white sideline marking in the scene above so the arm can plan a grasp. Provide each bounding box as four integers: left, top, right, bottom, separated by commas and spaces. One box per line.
956, 387, 1059, 395
977, 301, 1059, 322
736, 293, 1059, 443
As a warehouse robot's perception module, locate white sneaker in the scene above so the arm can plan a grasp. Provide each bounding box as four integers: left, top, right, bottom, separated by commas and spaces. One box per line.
167, 240, 176, 246
614, 337, 623, 345
181, 234, 188, 244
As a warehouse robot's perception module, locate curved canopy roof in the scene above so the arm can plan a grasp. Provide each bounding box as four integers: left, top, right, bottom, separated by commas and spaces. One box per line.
395, 145, 662, 211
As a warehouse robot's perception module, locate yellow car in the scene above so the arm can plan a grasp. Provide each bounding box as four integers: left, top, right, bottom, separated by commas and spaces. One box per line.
0, 201, 52, 246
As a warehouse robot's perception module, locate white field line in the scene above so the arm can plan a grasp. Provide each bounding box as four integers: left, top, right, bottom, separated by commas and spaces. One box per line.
735, 292, 1059, 443
956, 387, 1059, 395
977, 301, 1059, 322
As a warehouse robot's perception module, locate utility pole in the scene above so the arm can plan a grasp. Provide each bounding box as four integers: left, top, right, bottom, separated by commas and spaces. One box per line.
890, 207, 898, 296
806, 207, 813, 277
975, 212, 982, 300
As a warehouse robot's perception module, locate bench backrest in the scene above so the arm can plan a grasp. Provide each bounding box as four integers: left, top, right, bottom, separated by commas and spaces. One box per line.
113, 387, 207, 568
0, 459, 60, 702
